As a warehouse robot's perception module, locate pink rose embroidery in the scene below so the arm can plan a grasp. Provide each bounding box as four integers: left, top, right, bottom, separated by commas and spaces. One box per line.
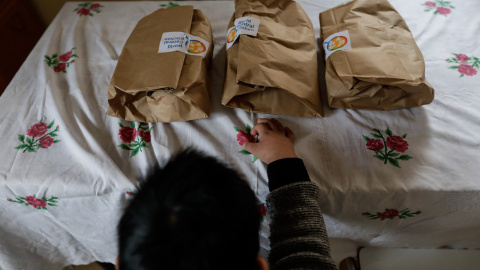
436, 7, 451, 15
119, 127, 137, 143
16, 118, 61, 153
74, 2, 103, 16
456, 54, 468, 63
27, 122, 48, 137
425, 1, 435, 7
363, 208, 421, 220
446, 54, 479, 77
39, 136, 54, 149
423, 0, 454, 16
117, 122, 153, 158
233, 124, 258, 162
7, 195, 59, 210
45, 48, 78, 73
77, 8, 90, 16
54, 63, 66, 73
90, 3, 101, 10
139, 130, 151, 143
458, 64, 478, 76
386, 135, 409, 153
59, 50, 73, 62
366, 138, 384, 151
362, 128, 412, 168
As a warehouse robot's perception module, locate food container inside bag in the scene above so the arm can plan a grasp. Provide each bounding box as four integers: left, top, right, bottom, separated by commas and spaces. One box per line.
319, 0, 434, 110
107, 6, 213, 122
222, 0, 324, 118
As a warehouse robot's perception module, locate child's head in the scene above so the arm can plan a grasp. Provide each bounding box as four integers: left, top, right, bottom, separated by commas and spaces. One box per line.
118, 150, 261, 270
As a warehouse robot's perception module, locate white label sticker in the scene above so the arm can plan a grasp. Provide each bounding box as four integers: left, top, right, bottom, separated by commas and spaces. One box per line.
158, 32, 210, 58
226, 16, 261, 50
323, 30, 352, 60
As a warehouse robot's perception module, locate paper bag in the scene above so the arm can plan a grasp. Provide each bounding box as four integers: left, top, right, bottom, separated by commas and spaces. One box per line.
222, 0, 324, 118
319, 0, 434, 110
107, 6, 213, 122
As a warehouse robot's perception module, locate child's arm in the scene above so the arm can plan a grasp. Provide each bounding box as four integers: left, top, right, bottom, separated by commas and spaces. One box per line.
244, 119, 338, 270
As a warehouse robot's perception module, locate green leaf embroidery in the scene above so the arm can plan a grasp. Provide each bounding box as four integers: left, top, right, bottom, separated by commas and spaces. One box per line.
117, 144, 132, 150
18, 134, 25, 143
52, 53, 58, 59
239, 149, 251, 155
388, 158, 400, 168
253, 156, 258, 163
47, 120, 55, 129
389, 153, 400, 157
131, 122, 136, 128
118, 122, 123, 127
14, 144, 28, 150
448, 66, 458, 69
53, 140, 61, 143
233, 126, 239, 132
362, 135, 370, 141
26, 137, 33, 144
371, 133, 382, 139
373, 155, 385, 161
402, 133, 407, 138
130, 147, 140, 157
246, 124, 252, 133
50, 132, 58, 137
385, 127, 393, 136
397, 155, 413, 161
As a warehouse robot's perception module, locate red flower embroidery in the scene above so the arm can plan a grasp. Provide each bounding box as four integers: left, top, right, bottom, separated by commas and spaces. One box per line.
16, 118, 61, 153
27, 122, 48, 137
119, 126, 137, 143
366, 138, 383, 151
39, 136, 54, 149
258, 204, 267, 217
77, 8, 91, 16
234, 125, 258, 162
8, 195, 59, 209
458, 64, 478, 76
139, 130, 151, 143
386, 135, 409, 153
425, 1, 435, 7
59, 50, 73, 62
423, 1, 454, 15
456, 54, 468, 63
90, 3, 101, 10
117, 122, 153, 158
25, 196, 47, 208
236, 130, 255, 146
363, 208, 421, 220
54, 63, 67, 73
436, 7, 451, 15
363, 128, 412, 168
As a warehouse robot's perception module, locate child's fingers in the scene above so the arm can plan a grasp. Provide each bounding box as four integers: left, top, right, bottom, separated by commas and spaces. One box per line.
243, 141, 257, 154
257, 118, 276, 131
250, 123, 270, 136
270, 118, 285, 132
285, 127, 295, 142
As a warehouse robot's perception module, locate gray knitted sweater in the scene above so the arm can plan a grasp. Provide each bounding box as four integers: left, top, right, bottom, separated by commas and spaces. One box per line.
266, 179, 338, 270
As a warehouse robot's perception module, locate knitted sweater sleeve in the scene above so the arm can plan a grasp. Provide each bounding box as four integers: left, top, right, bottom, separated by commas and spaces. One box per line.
266, 182, 338, 270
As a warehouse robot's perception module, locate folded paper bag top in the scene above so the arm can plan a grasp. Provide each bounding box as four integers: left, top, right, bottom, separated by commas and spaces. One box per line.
106, 6, 213, 122
319, 0, 434, 110
222, 0, 324, 118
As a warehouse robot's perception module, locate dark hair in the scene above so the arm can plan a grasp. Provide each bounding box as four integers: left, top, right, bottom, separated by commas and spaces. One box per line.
118, 149, 260, 270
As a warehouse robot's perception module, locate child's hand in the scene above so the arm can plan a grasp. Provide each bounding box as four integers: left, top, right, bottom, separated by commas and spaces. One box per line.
243, 118, 298, 164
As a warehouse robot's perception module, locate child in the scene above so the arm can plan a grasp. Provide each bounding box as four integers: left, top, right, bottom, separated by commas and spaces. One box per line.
117, 118, 337, 270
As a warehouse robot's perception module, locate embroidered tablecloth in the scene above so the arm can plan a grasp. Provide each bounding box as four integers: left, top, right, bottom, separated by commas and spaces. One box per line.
1, 1, 479, 269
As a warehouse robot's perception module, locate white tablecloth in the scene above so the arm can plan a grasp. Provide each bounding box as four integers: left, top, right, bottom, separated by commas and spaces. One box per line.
1, 1, 479, 269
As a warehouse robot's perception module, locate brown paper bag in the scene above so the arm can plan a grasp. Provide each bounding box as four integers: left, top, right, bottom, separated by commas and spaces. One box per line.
319, 0, 434, 110
222, 0, 324, 118
107, 6, 213, 122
